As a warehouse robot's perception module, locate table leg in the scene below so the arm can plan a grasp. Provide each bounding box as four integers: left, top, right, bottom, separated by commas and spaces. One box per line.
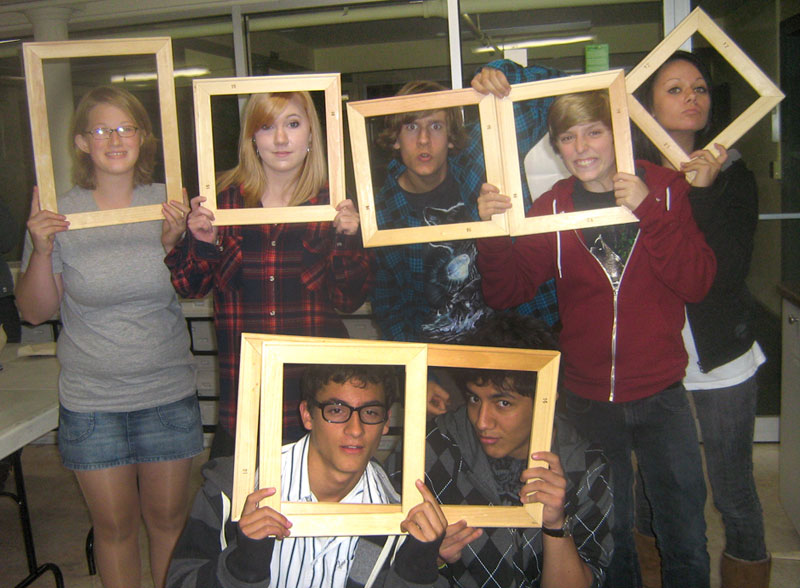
0, 448, 65, 588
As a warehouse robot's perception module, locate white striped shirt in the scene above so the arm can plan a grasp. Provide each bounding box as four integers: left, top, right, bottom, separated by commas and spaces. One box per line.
269, 434, 399, 588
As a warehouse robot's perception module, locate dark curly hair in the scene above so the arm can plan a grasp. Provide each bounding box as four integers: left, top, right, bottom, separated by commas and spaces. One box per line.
453, 313, 559, 399
300, 365, 400, 408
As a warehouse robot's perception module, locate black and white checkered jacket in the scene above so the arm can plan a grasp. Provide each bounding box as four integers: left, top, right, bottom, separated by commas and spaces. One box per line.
387, 408, 613, 588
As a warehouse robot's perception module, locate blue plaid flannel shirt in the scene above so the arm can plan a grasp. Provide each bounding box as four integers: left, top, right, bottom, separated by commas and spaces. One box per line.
369, 60, 563, 341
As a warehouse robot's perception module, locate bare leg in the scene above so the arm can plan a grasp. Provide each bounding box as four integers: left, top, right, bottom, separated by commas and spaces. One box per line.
138, 458, 194, 588
75, 465, 142, 588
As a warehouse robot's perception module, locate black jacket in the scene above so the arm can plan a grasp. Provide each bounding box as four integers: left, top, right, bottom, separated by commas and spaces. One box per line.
685, 153, 758, 373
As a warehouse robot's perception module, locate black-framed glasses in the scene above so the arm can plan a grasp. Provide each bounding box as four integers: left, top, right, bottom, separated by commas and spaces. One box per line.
84, 126, 139, 141
311, 400, 388, 425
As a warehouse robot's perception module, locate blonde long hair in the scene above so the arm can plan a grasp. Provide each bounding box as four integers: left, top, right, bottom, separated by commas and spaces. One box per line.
216, 92, 326, 207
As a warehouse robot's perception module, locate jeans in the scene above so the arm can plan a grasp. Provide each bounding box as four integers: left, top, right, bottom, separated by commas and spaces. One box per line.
58, 395, 204, 469
635, 376, 767, 562
560, 385, 709, 588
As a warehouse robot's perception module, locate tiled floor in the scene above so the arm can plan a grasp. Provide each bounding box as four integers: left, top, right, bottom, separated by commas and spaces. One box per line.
2, 443, 799, 588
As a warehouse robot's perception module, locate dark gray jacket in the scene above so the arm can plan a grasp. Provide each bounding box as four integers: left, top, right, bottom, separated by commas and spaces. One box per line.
167, 456, 442, 588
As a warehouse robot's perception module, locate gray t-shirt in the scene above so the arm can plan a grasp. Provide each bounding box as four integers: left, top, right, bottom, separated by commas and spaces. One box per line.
21, 184, 195, 412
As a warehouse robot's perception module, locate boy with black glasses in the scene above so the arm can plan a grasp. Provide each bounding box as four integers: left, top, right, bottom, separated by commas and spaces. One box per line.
168, 365, 447, 588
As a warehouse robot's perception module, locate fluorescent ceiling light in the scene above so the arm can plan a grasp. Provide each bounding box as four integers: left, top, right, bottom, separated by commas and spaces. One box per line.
472, 35, 595, 54
111, 67, 209, 83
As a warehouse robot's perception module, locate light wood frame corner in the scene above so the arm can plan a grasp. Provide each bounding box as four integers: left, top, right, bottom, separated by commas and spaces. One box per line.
625, 7, 785, 170
427, 343, 560, 527
193, 74, 344, 226
231, 333, 427, 537
501, 69, 638, 237
23, 37, 182, 230
346, 88, 507, 248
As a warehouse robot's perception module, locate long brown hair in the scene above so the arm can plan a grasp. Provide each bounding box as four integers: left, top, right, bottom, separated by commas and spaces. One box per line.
216, 92, 326, 208
70, 86, 157, 189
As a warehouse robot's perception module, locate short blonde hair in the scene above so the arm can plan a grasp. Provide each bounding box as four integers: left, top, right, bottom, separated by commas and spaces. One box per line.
70, 86, 157, 189
547, 91, 611, 152
216, 92, 326, 208
377, 80, 469, 153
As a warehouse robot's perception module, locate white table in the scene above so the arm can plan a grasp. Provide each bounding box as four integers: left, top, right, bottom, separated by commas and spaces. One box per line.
0, 343, 64, 587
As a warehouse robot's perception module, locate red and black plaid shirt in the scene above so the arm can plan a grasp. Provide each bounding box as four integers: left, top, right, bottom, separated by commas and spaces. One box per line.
165, 185, 374, 438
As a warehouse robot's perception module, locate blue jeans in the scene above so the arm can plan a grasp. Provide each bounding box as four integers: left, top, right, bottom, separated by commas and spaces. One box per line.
636, 376, 767, 562
58, 395, 203, 470
560, 385, 709, 588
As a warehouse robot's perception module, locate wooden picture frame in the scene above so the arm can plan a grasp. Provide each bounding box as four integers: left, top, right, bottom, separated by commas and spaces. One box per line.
231, 333, 561, 535
231, 334, 428, 537
625, 7, 785, 171
426, 343, 560, 527
23, 38, 182, 230
500, 69, 638, 237
346, 88, 508, 247
193, 74, 344, 226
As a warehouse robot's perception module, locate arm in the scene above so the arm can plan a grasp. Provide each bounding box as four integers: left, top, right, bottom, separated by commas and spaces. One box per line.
15, 188, 67, 324
161, 194, 190, 254
684, 154, 757, 296
521, 452, 594, 588
164, 196, 226, 299
473, 59, 563, 180
381, 480, 449, 588
631, 170, 717, 302
327, 213, 375, 313
476, 187, 558, 312
167, 484, 283, 588
300, 198, 374, 315
476, 232, 556, 310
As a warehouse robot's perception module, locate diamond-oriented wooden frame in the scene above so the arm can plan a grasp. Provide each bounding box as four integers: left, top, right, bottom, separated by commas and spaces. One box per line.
625, 7, 785, 171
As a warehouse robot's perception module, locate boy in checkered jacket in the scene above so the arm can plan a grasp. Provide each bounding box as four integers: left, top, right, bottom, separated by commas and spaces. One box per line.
386, 314, 613, 587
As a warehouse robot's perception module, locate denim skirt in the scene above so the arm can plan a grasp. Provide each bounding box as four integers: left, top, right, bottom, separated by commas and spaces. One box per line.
58, 394, 204, 470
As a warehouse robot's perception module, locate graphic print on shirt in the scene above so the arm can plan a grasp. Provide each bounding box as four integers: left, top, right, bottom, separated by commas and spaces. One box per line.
420, 202, 490, 342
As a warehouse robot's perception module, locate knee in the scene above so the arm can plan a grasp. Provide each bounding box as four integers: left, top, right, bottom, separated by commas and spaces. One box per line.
92, 510, 140, 542
141, 500, 189, 532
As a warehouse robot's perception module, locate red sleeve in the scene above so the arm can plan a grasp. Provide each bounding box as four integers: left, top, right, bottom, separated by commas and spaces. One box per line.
477, 192, 558, 309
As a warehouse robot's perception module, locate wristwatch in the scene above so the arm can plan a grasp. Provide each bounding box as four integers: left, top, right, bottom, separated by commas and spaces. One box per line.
541, 515, 572, 538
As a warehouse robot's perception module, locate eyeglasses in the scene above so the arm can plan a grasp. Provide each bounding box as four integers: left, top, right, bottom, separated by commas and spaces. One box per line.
84, 126, 139, 141
311, 400, 388, 425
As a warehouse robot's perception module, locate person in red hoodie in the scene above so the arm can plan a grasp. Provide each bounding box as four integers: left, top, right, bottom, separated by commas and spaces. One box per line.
475, 88, 716, 588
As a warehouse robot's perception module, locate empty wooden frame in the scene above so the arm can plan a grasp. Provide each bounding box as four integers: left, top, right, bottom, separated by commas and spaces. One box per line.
427, 342, 560, 528
232, 334, 428, 537
500, 69, 639, 237
625, 7, 785, 171
193, 74, 345, 226
346, 88, 508, 247
23, 38, 182, 230
231, 333, 561, 535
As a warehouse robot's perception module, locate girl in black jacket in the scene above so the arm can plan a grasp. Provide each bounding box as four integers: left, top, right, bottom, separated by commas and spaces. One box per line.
633, 51, 769, 588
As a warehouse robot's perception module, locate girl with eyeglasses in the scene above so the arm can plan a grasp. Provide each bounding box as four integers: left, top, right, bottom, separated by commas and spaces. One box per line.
15, 86, 202, 588
165, 91, 373, 457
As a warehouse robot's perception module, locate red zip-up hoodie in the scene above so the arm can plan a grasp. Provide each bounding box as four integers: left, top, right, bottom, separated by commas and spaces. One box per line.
477, 160, 716, 403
